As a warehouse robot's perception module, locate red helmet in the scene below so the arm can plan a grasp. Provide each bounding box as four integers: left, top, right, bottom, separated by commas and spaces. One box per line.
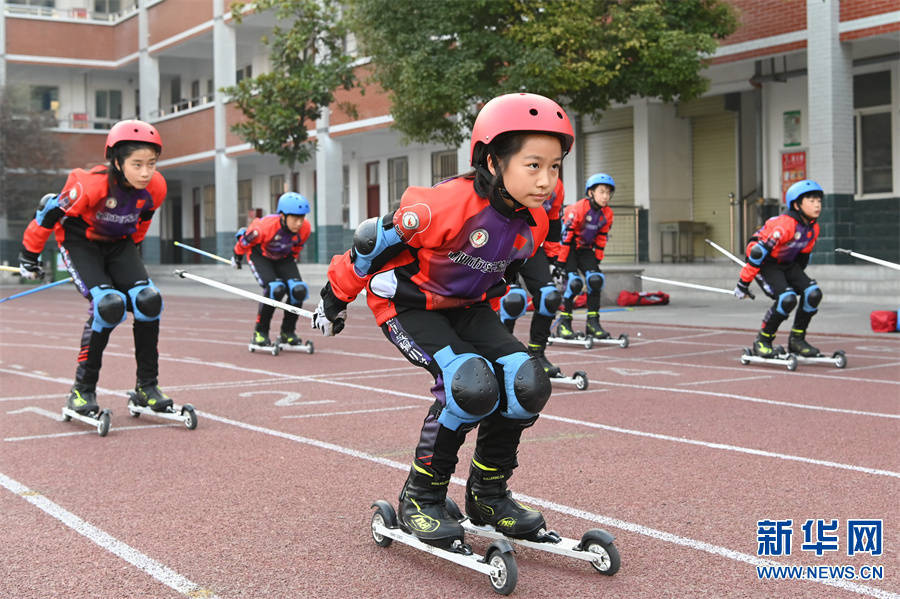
105, 119, 162, 159
470, 93, 574, 166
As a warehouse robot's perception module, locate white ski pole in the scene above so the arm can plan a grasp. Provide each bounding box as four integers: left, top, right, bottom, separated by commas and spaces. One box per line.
174, 269, 315, 318
835, 248, 900, 272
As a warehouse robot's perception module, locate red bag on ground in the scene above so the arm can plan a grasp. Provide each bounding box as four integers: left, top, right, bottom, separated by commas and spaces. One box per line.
870, 310, 899, 333
617, 290, 670, 306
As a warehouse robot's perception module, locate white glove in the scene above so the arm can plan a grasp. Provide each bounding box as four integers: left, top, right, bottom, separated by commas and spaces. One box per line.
311, 298, 347, 336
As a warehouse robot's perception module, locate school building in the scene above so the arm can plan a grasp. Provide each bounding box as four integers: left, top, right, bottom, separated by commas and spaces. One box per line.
1, 0, 898, 266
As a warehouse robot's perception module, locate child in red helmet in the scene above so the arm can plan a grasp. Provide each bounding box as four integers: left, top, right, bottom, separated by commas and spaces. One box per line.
19, 119, 173, 416
734, 179, 824, 357
312, 93, 574, 549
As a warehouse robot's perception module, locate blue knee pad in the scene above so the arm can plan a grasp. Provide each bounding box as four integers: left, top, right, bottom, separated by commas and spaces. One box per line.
499, 286, 528, 323
266, 280, 287, 300
585, 271, 605, 294
89, 285, 127, 332
288, 279, 308, 305
352, 215, 403, 276
433, 347, 499, 431
535, 284, 561, 317
775, 290, 798, 317
496, 352, 552, 420
802, 283, 822, 313
747, 242, 769, 266
563, 273, 584, 300
127, 280, 163, 322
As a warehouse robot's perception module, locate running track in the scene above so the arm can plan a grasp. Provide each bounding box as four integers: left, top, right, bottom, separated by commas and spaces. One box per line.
1, 288, 898, 598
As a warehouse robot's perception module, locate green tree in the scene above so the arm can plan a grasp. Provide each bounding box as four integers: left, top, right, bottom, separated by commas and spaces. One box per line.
225, 0, 357, 169
346, 0, 737, 147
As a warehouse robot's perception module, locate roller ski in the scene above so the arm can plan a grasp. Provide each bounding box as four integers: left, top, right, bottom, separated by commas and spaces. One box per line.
248, 331, 280, 356
788, 329, 847, 368
61, 385, 111, 437
127, 383, 197, 430
277, 332, 314, 354
528, 343, 589, 390
370, 465, 518, 595
586, 311, 629, 348
452, 458, 620, 576
547, 313, 628, 349
739, 331, 798, 371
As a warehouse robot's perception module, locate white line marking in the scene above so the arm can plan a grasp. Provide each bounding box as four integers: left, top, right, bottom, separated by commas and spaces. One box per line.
0, 472, 220, 597
199, 411, 898, 599
678, 375, 771, 386
4, 424, 174, 442
281, 405, 422, 419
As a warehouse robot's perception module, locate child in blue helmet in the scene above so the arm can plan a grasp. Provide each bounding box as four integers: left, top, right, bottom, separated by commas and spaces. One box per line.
556, 173, 615, 339
734, 179, 823, 357
233, 192, 312, 350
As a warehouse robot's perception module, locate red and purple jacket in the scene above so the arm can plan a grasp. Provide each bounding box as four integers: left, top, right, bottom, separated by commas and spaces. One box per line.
558, 197, 614, 264
234, 214, 311, 261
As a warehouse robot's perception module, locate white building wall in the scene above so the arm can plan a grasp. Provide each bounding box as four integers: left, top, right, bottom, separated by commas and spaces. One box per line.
762, 75, 807, 200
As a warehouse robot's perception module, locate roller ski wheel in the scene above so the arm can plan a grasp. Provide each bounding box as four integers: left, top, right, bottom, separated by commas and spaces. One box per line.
370, 499, 518, 595
446, 498, 619, 577
618, 333, 629, 349
277, 339, 314, 354
61, 406, 112, 437
126, 393, 199, 430
548, 370, 589, 391
547, 333, 593, 349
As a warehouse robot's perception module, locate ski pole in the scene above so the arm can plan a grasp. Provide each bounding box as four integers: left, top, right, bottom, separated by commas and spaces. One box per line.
704, 238, 746, 268
0, 265, 21, 273
173, 241, 232, 266
835, 248, 900, 272
173, 269, 314, 319
0, 277, 74, 304
636, 274, 752, 298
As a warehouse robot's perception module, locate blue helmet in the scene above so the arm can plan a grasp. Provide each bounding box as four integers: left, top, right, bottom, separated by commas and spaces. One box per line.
585, 173, 615, 196
784, 180, 823, 208
276, 192, 310, 216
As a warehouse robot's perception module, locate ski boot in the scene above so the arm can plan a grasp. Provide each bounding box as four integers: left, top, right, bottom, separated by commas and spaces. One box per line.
527, 343, 561, 378
464, 457, 547, 541
278, 331, 314, 354
788, 329, 820, 358
249, 330, 279, 355
586, 312, 611, 340
739, 331, 798, 371
555, 312, 576, 340
787, 329, 847, 368
127, 383, 197, 430
397, 464, 466, 550
62, 384, 111, 436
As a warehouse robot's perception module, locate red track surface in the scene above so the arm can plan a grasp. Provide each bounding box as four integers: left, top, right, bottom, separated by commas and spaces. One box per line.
2, 288, 898, 598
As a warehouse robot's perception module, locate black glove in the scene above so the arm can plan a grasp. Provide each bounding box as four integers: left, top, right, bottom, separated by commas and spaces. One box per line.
18, 249, 44, 280
733, 279, 755, 300
311, 282, 349, 336
231, 254, 243, 270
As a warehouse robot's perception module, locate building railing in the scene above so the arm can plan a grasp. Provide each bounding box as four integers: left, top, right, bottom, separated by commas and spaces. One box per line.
601, 204, 641, 264
4, 1, 137, 23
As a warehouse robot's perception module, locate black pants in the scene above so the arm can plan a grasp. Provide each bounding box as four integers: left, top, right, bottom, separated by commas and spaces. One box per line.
758, 261, 816, 334
382, 303, 538, 476
60, 235, 158, 389
563, 248, 601, 313
248, 247, 303, 336
514, 251, 555, 347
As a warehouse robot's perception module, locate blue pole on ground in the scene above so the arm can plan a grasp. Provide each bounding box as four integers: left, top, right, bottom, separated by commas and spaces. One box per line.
0, 277, 74, 304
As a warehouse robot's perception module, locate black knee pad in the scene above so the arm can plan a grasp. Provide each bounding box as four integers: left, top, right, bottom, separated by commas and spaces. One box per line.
803, 284, 822, 311
449, 357, 500, 417
775, 291, 798, 316
497, 353, 551, 418
129, 280, 162, 321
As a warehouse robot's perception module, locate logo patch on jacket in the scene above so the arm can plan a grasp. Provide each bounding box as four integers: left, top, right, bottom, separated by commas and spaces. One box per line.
469, 229, 489, 248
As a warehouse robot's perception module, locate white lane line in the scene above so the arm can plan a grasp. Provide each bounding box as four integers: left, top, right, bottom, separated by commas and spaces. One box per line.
4, 424, 174, 442
281, 405, 421, 419
200, 411, 898, 599
0, 472, 220, 598
678, 375, 771, 386
5, 366, 894, 477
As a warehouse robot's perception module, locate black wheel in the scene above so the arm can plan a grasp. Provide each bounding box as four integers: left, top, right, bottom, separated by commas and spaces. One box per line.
249, 346, 255, 353
833, 350, 847, 369
370, 500, 397, 548
618, 334, 629, 349
62, 410, 71, 422
272, 344, 280, 356
445, 496, 463, 521
786, 355, 798, 371
574, 371, 588, 391
97, 410, 111, 437
581, 530, 621, 575
306, 340, 314, 354
584, 336, 594, 349
485, 547, 517, 595
182, 405, 198, 430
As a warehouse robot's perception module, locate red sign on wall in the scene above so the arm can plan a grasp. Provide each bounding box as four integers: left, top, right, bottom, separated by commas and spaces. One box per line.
781, 151, 806, 203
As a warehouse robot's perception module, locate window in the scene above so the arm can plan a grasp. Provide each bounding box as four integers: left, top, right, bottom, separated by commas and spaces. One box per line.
853, 71, 893, 196
95, 89, 122, 129
388, 157, 408, 212
342, 165, 350, 227
270, 174, 285, 213
431, 150, 457, 185
94, 0, 121, 15
238, 180, 252, 228
236, 65, 252, 83
203, 185, 216, 236
29, 85, 58, 115
190, 80, 200, 104
206, 79, 214, 102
